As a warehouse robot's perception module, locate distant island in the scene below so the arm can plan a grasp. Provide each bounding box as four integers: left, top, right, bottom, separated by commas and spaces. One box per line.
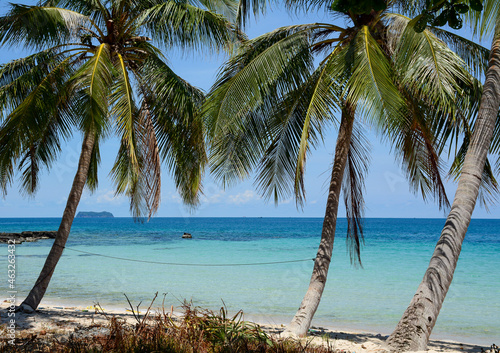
76, 211, 114, 218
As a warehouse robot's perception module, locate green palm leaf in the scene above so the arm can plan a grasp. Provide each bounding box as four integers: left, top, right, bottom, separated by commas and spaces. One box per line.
113, 53, 138, 167
389, 92, 451, 209
205, 24, 314, 141
71, 43, 113, 132
235, 0, 267, 28
140, 0, 239, 53
141, 54, 206, 206
0, 48, 72, 118
142, 54, 204, 127
86, 140, 101, 191
206, 25, 316, 195
464, 0, 500, 39
342, 118, 369, 266
387, 13, 472, 116
344, 26, 405, 128
0, 54, 76, 195
110, 54, 144, 217
42, 0, 108, 17
429, 27, 490, 78
0, 4, 90, 49
293, 47, 346, 199
450, 120, 499, 210
255, 63, 337, 205
192, 0, 238, 22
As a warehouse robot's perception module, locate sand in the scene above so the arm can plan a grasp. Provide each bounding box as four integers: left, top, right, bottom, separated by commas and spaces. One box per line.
0, 301, 493, 352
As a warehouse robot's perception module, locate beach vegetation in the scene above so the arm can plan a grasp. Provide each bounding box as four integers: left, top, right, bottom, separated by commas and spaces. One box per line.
1, 302, 342, 353
0, 0, 238, 312
203, 0, 488, 339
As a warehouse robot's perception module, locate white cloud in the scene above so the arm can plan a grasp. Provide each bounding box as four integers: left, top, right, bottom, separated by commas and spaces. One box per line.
166, 192, 183, 204
95, 190, 127, 205
227, 190, 261, 205
201, 190, 225, 204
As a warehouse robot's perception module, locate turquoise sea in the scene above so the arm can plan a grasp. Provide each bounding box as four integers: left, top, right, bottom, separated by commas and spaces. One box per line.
1, 217, 499, 345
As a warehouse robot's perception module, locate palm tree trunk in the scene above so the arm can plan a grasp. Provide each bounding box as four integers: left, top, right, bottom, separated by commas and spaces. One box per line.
386, 28, 500, 352
284, 107, 354, 337
20, 131, 96, 312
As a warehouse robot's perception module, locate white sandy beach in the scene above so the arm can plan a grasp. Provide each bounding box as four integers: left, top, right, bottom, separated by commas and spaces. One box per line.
0, 301, 493, 352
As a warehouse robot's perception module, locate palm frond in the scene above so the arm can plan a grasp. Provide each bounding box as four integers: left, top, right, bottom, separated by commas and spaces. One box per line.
0, 48, 75, 119
205, 25, 316, 198
112, 54, 137, 167
163, 116, 207, 207
389, 92, 450, 210
464, 0, 500, 40
65, 44, 114, 201
284, 0, 336, 13
42, 0, 106, 14
428, 27, 490, 78
153, 110, 206, 207
142, 54, 204, 127
85, 139, 101, 191
110, 54, 147, 218
246, 55, 341, 205
42, 0, 109, 30
0, 4, 89, 49
235, 0, 267, 28
17, 145, 39, 196
73, 43, 113, 128
0, 53, 77, 196
342, 119, 369, 266
344, 26, 406, 128
450, 117, 500, 210
432, 77, 482, 158
205, 24, 314, 142
140, 0, 239, 53
142, 54, 206, 206
293, 48, 345, 202
210, 109, 269, 189
136, 101, 162, 219
253, 78, 319, 205
190, 0, 238, 23
387, 13, 472, 117
112, 140, 145, 218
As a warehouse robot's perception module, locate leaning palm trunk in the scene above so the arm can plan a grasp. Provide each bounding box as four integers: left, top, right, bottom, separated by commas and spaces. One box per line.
20, 131, 96, 311
386, 28, 500, 352
285, 108, 354, 337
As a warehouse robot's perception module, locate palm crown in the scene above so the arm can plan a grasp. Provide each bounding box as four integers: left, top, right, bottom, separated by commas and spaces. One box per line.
0, 0, 238, 218
205, 0, 485, 255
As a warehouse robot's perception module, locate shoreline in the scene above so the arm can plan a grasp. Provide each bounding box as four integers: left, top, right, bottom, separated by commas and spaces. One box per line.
20, 297, 493, 347
0, 301, 492, 352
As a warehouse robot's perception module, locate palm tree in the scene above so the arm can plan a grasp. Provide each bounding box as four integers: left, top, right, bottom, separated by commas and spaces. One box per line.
387, 1, 500, 350
203, 0, 480, 337
0, 0, 237, 311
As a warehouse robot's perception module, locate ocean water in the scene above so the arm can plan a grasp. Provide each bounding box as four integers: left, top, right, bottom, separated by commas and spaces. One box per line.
1, 217, 499, 345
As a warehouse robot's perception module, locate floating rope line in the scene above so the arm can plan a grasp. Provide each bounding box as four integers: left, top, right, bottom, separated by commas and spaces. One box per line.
62, 246, 315, 267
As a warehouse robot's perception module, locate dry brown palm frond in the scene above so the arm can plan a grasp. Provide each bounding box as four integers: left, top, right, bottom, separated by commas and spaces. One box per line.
137, 100, 161, 220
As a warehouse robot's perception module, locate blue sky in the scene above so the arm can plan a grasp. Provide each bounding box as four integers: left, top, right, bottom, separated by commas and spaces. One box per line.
0, 1, 497, 218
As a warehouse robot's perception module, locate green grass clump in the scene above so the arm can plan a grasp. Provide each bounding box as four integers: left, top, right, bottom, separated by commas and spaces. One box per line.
1, 300, 338, 353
